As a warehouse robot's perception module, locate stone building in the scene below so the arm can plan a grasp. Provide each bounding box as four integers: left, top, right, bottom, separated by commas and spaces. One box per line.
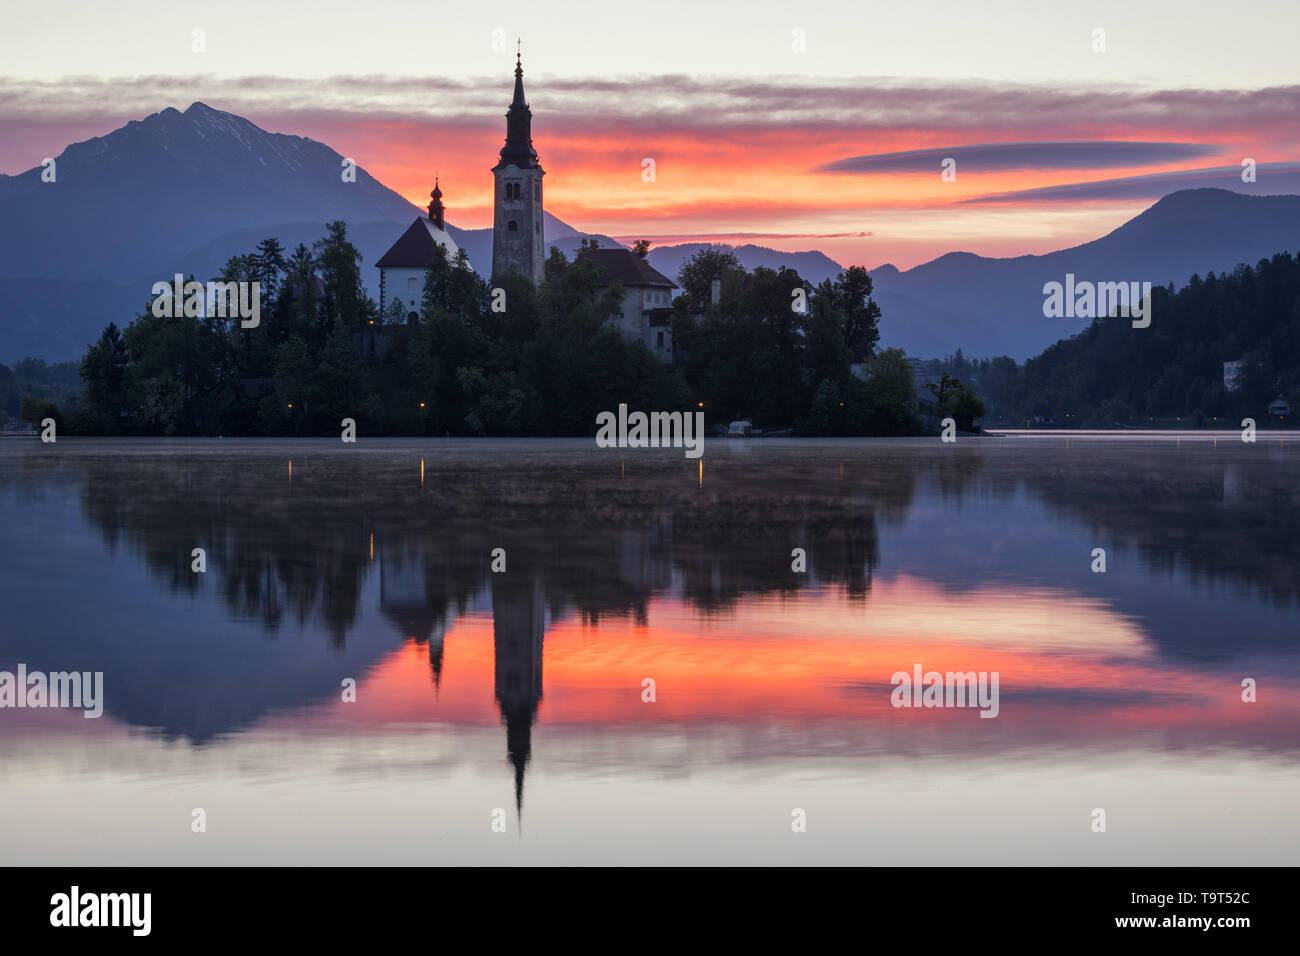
582, 247, 678, 360
491, 51, 546, 285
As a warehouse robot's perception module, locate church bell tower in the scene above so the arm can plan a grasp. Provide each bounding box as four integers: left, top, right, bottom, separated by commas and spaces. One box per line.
491, 47, 545, 285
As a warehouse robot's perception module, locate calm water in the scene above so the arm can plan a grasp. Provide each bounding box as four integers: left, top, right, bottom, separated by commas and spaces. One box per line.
1, 435, 1297, 865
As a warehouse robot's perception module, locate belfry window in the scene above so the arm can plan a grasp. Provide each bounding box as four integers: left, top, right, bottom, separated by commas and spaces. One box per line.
508, 220, 518, 231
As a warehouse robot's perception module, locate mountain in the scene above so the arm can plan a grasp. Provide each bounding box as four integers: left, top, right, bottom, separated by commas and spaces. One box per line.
869, 189, 1300, 360
646, 242, 847, 288
0, 103, 620, 363
3, 102, 1298, 366
0, 102, 420, 282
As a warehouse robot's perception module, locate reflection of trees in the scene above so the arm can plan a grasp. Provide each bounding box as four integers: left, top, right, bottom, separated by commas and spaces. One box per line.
77, 455, 371, 644
1016, 444, 1300, 612
59, 448, 926, 645
51, 441, 1300, 655
12, 439, 1296, 754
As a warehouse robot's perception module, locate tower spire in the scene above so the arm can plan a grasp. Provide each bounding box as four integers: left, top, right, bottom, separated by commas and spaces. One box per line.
427, 175, 445, 229
497, 45, 537, 169
491, 46, 545, 284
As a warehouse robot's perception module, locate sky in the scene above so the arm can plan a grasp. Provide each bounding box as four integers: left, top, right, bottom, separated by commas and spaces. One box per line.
2, 0, 1298, 268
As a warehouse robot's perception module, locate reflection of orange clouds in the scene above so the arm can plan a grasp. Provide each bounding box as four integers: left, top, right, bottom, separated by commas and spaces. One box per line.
320, 578, 1298, 747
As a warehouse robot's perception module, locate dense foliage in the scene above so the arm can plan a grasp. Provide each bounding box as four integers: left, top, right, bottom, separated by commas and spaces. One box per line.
32, 223, 924, 436
1, 358, 80, 426
921, 252, 1300, 427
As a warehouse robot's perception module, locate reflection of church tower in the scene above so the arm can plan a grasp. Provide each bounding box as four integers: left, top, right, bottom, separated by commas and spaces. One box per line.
491, 574, 544, 821
379, 545, 447, 689
491, 48, 545, 284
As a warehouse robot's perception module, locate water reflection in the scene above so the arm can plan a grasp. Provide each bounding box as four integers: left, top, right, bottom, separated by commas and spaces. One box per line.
1, 437, 1298, 860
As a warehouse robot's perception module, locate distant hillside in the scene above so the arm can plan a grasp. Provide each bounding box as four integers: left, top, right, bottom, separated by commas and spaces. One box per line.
0, 103, 618, 363
4, 101, 1297, 368
870, 189, 1300, 360
647, 243, 846, 288
996, 248, 1300, 426
0, 102, 420, 282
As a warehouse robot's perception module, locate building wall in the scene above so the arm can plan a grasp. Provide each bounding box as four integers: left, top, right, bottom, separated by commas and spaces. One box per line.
492, 164, 545, 284
603, 285, 675, 360
610, 287, 648, 341
380, 267, 428, 319
649, 322, 672, 360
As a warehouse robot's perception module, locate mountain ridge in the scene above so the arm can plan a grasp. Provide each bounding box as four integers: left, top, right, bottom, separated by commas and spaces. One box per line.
2, 103, 1298, 364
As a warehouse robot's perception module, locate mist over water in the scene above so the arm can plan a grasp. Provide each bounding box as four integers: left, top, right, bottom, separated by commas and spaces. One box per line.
2, 436, 1297, 864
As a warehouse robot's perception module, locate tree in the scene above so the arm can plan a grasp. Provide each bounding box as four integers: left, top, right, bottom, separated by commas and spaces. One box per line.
859, 349, 922, 435
19, 395, 62, 428
313, 220, 364, 332
676, 247, 744, 309
925, 372, 960, 406
946, 381, 986, 431
818, 266, 882, 361
80, 323, 130, 432
254, 237, 288, 308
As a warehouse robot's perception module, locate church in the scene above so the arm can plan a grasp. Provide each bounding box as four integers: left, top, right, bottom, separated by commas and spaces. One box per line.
374, 178, 461, 322
375, 49, 677, 359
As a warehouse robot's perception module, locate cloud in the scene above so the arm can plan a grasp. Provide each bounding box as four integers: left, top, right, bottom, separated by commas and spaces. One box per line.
960, 162, 1300, 203
611, 231, 873, 242
818, 141, 1224, 174
1, 74, 1298, 137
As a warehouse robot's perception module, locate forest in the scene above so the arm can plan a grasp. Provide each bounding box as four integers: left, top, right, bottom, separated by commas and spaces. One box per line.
919, 251, 1300, 428
15, 223, 1293, 436
22, 223, 935, 437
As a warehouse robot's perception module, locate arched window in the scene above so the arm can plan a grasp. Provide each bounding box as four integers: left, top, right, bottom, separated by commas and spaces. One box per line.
508, 220, 518, 231
534, 183, 540, 201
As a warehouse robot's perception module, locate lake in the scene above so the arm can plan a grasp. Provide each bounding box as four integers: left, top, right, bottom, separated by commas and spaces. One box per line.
1, 434, 1297, 864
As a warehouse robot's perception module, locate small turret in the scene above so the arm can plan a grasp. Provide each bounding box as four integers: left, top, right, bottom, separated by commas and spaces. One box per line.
428, 177, 445, 230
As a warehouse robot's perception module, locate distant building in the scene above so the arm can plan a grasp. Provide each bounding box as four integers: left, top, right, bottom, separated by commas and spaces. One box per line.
1224, 360, 1245, 392
375, 179, 464, 320
582, 247, 678, 360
